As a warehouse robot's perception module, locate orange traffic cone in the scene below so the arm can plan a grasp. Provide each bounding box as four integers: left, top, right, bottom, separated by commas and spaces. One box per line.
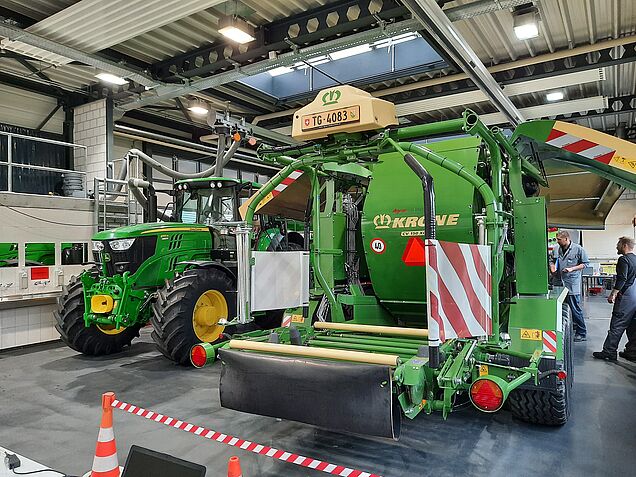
227, 456, 243, 477
90, 392, 120, 477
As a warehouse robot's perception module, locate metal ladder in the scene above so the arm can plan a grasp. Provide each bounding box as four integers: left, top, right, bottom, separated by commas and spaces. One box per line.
93, 177, 142, 232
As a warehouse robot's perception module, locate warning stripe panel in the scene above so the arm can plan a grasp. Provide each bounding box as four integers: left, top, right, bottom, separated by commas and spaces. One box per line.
546, 128, 616, 165
543, 330, 557, 353
425, 240, 492, 342
111, 399, 381, 477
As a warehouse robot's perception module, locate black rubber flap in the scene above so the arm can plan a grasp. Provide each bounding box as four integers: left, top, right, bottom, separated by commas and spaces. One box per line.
219, 349, 401, 439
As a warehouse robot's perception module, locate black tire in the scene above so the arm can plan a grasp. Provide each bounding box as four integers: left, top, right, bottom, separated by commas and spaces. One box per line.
509, 307, 572, 425
151, 268, 236, 365
54, 273, 141, 356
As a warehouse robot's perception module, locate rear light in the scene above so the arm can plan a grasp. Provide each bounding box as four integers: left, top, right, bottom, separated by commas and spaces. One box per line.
190, 344, 208, 368
556, 370, 567, 380
470, 379, 505, 412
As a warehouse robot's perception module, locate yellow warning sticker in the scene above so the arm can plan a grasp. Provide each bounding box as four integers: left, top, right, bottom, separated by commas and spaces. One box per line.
291, 314, 305, 323
520, 328, 543, 340
479, 364, 489, 376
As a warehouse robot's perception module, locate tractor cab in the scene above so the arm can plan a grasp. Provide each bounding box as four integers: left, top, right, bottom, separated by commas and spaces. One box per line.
173, 177, 256, 225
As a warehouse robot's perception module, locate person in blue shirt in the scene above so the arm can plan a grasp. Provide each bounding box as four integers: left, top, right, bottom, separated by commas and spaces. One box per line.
549, 231, 590, 341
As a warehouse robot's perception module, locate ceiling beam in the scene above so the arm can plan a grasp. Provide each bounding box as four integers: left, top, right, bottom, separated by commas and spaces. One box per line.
402, 0, 524, 125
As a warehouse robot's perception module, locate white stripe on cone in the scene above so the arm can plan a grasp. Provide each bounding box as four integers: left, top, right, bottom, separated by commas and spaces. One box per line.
91, 454, 119, 473
97, 427, 115, 442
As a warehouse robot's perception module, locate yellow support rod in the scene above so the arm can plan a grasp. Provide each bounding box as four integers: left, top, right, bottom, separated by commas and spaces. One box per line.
314, 322, 429, 338
228, 340, 400, 366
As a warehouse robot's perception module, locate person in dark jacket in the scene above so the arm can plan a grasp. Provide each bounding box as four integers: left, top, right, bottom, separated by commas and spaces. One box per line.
593, 236, 636, 361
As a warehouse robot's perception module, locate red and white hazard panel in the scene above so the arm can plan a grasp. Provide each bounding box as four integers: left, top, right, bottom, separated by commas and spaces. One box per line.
546, 129, 615, 164
425, 239, 492, 342
272, 170, 303, 197
542, 330, 558, 354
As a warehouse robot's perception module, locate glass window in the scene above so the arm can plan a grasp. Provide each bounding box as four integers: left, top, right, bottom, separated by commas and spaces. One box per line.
0, 243, 18, 267
61, 243, 89, 265
25, 243, 55, 266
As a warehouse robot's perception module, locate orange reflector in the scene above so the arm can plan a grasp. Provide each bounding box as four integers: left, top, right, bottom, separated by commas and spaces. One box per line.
190, 344, 208, 368
247, 136, 257, 146
470, 379, 504, 412
232, 132, 241, 142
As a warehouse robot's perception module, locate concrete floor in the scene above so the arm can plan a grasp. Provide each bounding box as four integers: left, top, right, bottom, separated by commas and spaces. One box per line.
0, 297, 635, 477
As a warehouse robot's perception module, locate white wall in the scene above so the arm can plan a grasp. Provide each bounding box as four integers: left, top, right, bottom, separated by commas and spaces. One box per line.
583, 190, 636, 260
73, 99, 107, 192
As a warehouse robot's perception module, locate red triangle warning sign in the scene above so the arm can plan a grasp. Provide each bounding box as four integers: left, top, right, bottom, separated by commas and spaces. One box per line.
402, 237, 426, 266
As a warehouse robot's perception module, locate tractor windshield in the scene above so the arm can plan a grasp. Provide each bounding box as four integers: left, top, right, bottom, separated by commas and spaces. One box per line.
176, 186, 237, 224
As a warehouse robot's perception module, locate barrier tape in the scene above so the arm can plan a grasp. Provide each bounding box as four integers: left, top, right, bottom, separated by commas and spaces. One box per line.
111, 399, 382, 477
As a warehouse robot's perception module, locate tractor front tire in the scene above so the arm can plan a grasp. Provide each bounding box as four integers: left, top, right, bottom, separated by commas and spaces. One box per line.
151, 268, 236, 365
509, 307, 573, 425
54, 273, 141, 356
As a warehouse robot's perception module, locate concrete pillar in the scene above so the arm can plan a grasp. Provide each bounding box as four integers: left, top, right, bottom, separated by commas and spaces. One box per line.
73, 99, 108, 193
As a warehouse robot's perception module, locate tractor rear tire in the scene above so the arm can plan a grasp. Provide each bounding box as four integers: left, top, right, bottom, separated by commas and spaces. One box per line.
509, 307, 573, 425
54, 273, 141, 356
151, 268, 236, 365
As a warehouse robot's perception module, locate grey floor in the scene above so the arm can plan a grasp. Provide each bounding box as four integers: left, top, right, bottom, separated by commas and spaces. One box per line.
0, 297, 635, 477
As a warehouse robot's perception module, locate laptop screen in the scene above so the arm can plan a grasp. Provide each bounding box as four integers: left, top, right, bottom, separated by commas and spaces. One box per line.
121, 445, 206, 477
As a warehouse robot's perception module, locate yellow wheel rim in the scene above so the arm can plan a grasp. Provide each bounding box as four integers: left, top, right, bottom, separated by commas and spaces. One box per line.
192, 290, 227, 342
96, 324, 126, 335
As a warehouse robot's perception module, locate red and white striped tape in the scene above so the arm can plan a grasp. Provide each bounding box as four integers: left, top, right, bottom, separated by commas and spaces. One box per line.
111, 399, 381, 477
281, 314, 292, 327
425, 239, 492, 342
546, 129, 615, 164
272, 170, 303, 197
543, 330, 558, 354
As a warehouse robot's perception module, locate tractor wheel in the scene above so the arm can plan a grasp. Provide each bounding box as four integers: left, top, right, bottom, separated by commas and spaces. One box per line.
151, 268, 236, 365
509, 307, 573, 425
54, 273, 141, 355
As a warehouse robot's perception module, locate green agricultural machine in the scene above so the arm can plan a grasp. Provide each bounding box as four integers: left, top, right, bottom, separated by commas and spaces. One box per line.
55, 176, 302, 364
190, 86, 636, 437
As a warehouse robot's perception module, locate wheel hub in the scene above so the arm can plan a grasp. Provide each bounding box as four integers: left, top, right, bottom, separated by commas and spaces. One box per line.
193, 290, 227, 342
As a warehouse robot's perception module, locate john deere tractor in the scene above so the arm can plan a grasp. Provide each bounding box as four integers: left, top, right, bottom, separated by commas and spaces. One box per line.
190, 86, 636, 436
55, 177, 302, 363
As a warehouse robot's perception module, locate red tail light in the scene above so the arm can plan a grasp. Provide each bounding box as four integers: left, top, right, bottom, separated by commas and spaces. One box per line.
470, 379, 504, 412
556, 370, 567, 380
190, 344, 208, 368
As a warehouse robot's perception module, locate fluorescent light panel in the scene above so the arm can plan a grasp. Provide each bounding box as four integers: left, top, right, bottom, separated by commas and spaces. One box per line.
329, 44, 371, 60
546, 91, 564, 102
514, 23, 539, 40
95, 72, 128, 85
218, 16, 255, 44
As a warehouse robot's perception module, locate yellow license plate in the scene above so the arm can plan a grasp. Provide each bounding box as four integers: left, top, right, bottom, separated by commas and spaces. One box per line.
479, 364, 489, 376
301, 106, 360, 131
520, 328, 543, 340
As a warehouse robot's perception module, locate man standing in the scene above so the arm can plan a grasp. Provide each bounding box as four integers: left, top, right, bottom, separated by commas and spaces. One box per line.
550, 231, 590, 341
593, 237, 636, 361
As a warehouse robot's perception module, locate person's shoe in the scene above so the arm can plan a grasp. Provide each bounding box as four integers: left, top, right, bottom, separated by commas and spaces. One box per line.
574, 335, 587, 342
592, 351, 617, 361
618, 351, 636, 362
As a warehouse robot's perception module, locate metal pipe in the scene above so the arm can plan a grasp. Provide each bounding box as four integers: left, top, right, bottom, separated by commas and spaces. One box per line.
308, 340, 416, 358
318, 333, 428, 348
235, 224, 252, 324
228, 339, 400, 366
314, 322, 428, 337
312, 336, 421, 352
127, 148, 221, 180
127, 178, 171, 222
214, 133, 226, 177
394, 118, 466, 141
464, 112, 503, 202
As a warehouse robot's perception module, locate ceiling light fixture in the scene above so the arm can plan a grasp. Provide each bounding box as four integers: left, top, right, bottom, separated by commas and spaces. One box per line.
513, 4, 540, 40
328, 44, 372, 61
95, 72, 128, 85
268, 66, 294, 77
218, 15, 255, 44
546, 91, 564, 102
187, 99, 209, 116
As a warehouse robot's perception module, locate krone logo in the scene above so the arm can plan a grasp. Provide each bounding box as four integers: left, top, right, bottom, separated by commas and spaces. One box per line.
373, 214, 392, 229
322, 89, 341, 106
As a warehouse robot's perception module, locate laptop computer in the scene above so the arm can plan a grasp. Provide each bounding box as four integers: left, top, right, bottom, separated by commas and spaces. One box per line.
121, 445, 206, 477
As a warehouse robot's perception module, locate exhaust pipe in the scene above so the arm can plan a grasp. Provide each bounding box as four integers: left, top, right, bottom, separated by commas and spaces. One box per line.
402, 153, 440, 369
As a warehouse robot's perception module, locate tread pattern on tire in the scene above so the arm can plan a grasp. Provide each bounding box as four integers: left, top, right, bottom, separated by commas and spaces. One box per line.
151, 267, 235, 365
508, 306, 572, 425
54, 272, 141, 355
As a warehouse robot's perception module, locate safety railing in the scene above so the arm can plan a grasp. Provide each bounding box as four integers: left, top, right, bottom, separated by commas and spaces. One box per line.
93, 177, 143, 232
0, 130, 88, 196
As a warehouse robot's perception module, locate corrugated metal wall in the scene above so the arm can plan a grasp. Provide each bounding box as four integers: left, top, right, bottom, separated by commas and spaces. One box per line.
0, 83, 64, 134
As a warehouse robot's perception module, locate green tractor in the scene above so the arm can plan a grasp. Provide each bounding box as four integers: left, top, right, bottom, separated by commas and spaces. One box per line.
55, 177, 302, 363
190, 86, 636, 437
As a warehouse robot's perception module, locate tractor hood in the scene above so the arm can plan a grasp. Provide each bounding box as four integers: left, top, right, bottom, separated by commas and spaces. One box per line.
92, 222, 209, 241
513, 120, 636, 229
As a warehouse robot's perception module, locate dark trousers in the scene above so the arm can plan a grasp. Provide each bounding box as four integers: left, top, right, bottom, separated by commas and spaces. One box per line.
565, 294, 586, 337
602, 293, 636, 355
